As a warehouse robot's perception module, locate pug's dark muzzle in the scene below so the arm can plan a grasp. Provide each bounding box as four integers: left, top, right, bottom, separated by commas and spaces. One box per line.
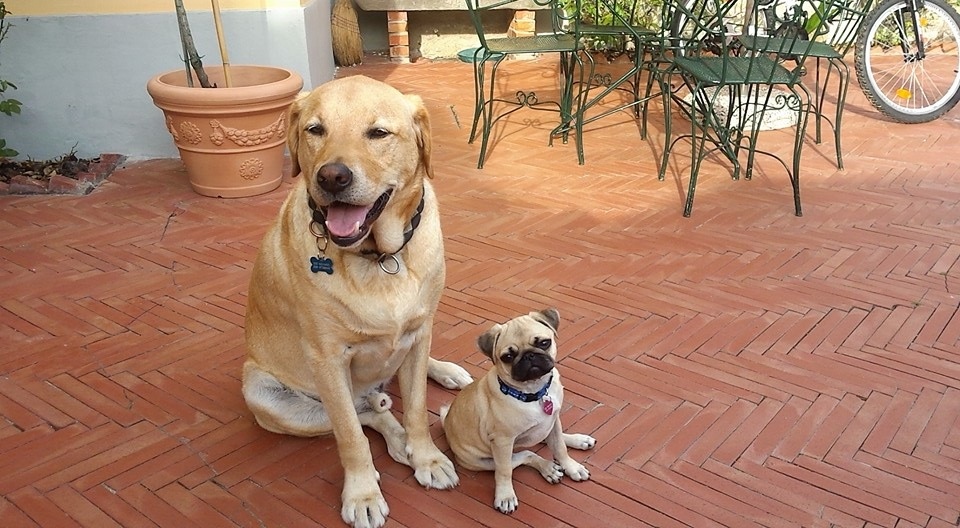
510, 351, 554, 382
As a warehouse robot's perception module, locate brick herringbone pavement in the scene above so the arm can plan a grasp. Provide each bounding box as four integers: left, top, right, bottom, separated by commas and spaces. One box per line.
1, 55, 959, 527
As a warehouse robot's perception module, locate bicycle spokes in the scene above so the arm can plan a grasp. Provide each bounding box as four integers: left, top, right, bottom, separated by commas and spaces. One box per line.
855, 0, 960, 122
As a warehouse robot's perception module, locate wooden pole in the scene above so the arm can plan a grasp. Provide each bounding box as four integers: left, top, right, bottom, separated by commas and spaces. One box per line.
210, 0, 233, 87
175, 0, 212, 87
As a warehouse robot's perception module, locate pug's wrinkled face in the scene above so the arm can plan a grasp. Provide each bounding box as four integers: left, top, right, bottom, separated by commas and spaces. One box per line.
478, 308, 560, 384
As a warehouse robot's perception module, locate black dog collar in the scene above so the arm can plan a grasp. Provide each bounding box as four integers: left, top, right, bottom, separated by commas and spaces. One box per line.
307, 184, 425, 275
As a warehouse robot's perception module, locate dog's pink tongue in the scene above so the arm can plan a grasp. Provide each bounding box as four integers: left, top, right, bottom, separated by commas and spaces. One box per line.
325, 203, 370, 238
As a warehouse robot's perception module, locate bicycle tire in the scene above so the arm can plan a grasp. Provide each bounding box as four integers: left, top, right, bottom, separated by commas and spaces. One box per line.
854, 0, 960, 123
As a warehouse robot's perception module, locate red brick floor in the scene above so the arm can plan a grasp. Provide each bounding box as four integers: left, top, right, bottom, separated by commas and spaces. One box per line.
2, 54, 960, 527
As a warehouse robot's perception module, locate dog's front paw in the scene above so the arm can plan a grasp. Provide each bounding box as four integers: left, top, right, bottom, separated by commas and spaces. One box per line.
428, 358, 473, 390
494, 489, 520, 514
341, 483, 389, 528
565, 433, 596, 450
562, 461, 590, 482
410, 448, 459, 489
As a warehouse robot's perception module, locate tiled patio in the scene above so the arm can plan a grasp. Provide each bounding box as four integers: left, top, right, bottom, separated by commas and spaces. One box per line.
2, 54, 960, 527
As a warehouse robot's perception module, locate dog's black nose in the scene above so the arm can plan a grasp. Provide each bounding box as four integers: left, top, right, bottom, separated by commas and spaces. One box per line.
317, 163, 353, 193
512, 352, 555, 382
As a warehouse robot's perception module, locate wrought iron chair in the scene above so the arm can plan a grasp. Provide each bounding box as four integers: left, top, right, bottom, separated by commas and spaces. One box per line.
555, 0, 666, 148
464, 0, 590, 168
741, 0, 875, 169
658, 0, 839, 216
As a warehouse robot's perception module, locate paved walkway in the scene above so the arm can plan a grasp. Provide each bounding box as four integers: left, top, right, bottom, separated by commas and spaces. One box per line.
2, 55, 960, 527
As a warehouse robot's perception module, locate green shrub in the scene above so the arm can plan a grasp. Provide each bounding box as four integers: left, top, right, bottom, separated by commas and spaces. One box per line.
562, 0, 663, 53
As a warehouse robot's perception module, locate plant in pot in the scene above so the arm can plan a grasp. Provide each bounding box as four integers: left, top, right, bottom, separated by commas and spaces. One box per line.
147, 0, 303, 198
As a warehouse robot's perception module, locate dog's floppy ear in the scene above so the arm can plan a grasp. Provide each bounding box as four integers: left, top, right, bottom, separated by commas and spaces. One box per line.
285, 91, 309, 178
531, 308, 560, 335
406, 94, 433, 178
477, 323, 503, 359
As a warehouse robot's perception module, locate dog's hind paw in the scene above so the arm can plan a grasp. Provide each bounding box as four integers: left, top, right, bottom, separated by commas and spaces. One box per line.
564, 433, 596, 450
539, 461, 564, 484
428, 358, 473, 390
367, 392, 393, 413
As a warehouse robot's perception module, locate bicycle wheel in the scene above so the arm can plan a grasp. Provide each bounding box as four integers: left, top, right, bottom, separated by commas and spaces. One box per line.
855, 0, 960, 123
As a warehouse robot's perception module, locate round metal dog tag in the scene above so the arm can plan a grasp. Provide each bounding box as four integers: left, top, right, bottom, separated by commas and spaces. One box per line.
378, 254, 401, 275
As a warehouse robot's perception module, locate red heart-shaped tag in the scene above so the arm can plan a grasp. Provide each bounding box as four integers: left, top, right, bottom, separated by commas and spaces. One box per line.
541, 397, 554, 415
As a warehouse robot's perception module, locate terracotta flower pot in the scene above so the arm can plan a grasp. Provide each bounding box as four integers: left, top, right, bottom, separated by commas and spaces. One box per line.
147, 65, 303, 198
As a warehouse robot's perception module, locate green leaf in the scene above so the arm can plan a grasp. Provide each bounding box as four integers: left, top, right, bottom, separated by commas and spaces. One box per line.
0, 98, 21, 115
0, 138, 17, 158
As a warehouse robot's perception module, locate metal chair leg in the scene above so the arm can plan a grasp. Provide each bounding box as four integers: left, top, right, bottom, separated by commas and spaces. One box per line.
791, 87, 811, 216
476, 56, 506, 169
657, 70, 674, 182
468, 53, 485, 145
832, 58, 849, 170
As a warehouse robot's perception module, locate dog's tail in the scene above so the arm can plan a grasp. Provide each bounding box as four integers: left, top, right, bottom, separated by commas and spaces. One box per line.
438, 404, 450, 426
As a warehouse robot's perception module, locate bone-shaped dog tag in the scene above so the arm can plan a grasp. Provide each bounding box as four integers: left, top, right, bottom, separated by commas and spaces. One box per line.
541, 395, 554, 415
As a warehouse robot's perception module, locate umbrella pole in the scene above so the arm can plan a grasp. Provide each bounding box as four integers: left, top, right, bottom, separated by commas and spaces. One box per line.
211, 0, 233, 87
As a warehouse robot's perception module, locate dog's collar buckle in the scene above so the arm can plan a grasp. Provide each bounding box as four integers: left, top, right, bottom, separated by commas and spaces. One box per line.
498, 375, 553, 415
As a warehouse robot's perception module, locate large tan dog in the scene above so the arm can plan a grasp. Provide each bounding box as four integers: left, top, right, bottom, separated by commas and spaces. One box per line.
243, 75, 472, 528
440, 308, 596, 514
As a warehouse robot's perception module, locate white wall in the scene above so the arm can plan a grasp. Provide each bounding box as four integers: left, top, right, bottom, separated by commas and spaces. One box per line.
1, 1, 334, 160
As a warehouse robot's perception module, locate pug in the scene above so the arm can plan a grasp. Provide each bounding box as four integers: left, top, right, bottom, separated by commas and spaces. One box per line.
439, 308, 596, 514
